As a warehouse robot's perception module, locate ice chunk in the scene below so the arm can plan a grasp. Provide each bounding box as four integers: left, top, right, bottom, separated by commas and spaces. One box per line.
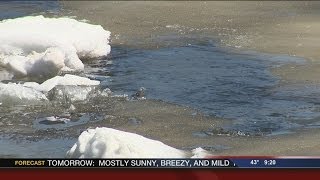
47, 85, 98, 102
190, 147, 210, 158
66, 127, 211, 158
4, 47, 65, 77
0, 74, 100, 105
38, 74, 100, 92
23, 82, 41, 89
0, 83, 48, 104
42, 74, 100, 101
66, 127, 186, 158
37, 116, 70, 125
39, 74, 100, 101
0, 16, 111, 78
99, 88, 112, 97
0, 69, 13, 81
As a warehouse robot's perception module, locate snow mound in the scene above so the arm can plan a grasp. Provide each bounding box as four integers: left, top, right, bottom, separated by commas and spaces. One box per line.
0, 15, 111, 78
66, 127, 211, 158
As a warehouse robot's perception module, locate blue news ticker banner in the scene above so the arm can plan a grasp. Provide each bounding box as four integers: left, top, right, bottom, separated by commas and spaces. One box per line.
231, 158, 320, 168
2, 158, 320, 168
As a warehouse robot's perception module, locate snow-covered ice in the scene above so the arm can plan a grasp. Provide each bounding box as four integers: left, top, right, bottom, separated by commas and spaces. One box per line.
33, 74, 100, 92
0, 82, 48, 104
0, 15, 111, 78
0, 74, 100, 104
47, 85, 98, 101
66, 127, 210, 158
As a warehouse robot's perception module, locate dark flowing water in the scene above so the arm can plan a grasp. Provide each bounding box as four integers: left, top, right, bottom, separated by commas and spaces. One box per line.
88, 44, 320, 135
0, 1, 60, 20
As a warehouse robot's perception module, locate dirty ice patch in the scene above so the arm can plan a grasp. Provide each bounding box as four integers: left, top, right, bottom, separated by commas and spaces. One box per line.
0, 15, 111, 78
66, 127, 210, 158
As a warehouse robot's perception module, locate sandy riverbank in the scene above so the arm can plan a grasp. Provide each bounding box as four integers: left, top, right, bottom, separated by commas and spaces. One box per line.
106, 99, 320, 156
60, 1, 320, 84
108, 99, 320, 156
60, 2, 320, 57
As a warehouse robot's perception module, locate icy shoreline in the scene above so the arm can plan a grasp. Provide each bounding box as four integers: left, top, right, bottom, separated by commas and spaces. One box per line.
0, 15, 111, 78
0, 15, 111, 105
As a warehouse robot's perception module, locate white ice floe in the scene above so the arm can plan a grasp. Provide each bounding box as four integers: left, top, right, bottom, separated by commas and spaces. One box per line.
34, 74, 100, 92
66, 127, 211, 158
0, 69, 14, 81
47, 85, 98, 101
0, 15, 111, 78
0, 74, 100, 104
39, 74, 100, 101
0, 82, 48, 104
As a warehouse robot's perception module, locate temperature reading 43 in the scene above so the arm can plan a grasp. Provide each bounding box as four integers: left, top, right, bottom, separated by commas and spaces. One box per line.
250, 160, 260, 165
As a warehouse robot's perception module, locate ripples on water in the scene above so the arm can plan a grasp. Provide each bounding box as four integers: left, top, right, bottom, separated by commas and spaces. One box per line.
0, 1, 60, 20
104, 44, 320, 135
